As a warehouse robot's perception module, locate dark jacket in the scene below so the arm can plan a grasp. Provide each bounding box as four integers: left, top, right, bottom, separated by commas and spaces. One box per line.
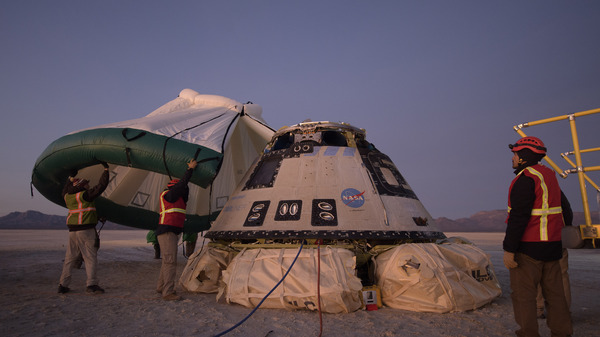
155, 168, 194, 236
503, 162, 572, 261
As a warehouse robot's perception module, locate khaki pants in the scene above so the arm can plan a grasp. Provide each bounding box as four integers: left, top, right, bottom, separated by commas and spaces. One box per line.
510, 253, 572, 337
536, 249, 570, 315
59, 228, 99, 287
156, 232, 180, 296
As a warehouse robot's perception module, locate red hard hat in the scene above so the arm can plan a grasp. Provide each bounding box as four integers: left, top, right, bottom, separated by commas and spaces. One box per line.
509, 136, 547, 154
167, 179, 179, 187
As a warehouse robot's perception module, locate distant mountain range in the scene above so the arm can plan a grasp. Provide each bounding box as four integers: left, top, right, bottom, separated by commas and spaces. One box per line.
434, 210, 591, 232
0, 211, 130, 230
0, 210, 593, 232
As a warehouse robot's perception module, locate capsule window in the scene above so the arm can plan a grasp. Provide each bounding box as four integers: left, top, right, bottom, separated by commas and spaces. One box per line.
244, 156, 282, 190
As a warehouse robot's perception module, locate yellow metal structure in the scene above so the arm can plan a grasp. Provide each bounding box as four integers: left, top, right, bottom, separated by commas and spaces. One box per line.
513, 108, 600, 247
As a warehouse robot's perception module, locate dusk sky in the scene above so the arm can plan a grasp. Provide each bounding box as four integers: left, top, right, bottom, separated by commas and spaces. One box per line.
1, 1, 599, 221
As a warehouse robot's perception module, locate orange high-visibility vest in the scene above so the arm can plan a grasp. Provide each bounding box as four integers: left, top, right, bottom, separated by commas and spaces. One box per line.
507, 164, 564, 242
65, 192, 97, 225
159, 190, 186, 228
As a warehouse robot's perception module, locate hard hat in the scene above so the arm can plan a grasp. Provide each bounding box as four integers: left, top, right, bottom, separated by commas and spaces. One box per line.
167, 179, 179, 187
509, 136, 547, 154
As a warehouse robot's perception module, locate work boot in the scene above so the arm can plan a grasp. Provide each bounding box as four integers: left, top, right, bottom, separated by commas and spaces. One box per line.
86, 285, 105, 294
162, 293, 182, 301
58, 284, 70, 294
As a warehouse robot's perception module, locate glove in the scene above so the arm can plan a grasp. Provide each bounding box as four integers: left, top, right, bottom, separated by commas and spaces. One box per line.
503, 251, 518, 269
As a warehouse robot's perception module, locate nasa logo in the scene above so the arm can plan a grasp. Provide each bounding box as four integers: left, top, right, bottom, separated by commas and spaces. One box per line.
341, 188, 365, 208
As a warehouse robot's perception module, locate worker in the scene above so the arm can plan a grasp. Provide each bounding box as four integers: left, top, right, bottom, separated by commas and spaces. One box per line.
58, 162, 110, 295
503, 136, 572, 337
155, 159, 197, 301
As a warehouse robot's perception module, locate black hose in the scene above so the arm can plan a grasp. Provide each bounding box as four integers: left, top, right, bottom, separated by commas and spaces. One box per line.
213, 241, 306, 337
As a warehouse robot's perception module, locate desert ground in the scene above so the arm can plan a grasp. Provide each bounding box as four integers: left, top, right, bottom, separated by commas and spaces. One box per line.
0, 230, 597, 337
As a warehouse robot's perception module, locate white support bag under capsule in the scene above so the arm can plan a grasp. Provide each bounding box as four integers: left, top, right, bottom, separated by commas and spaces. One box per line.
180, 246, 236, 293
374, 241, 501, 313
218, 247, 363, 313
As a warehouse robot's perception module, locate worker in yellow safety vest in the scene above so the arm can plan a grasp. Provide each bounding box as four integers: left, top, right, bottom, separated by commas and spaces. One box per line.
58, 161, 110, 295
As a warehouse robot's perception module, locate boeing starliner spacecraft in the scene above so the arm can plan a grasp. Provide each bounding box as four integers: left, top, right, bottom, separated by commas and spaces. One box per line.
206, 120, 444, 244
182, 120, 501, 314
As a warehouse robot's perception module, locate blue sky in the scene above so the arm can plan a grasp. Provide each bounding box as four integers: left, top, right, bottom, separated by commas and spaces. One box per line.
1, 1, 599, 220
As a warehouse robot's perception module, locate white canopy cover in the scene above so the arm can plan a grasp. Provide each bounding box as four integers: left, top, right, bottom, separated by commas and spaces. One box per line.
32, 89, 274, 232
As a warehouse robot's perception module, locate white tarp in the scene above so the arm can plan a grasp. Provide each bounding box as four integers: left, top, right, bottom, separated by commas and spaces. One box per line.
80, 89, 269, 152
75, 89, 274, 227
217, 247, 364, 314
374, 240, 501, 313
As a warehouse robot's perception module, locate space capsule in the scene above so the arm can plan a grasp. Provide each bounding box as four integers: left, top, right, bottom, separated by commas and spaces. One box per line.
182, 121, 500, 314
205, 120, 445, 244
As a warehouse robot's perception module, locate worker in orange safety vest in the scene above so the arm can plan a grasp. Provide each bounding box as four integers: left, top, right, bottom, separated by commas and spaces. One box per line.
155, 158, 197, 301
503, 136, 573, 337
